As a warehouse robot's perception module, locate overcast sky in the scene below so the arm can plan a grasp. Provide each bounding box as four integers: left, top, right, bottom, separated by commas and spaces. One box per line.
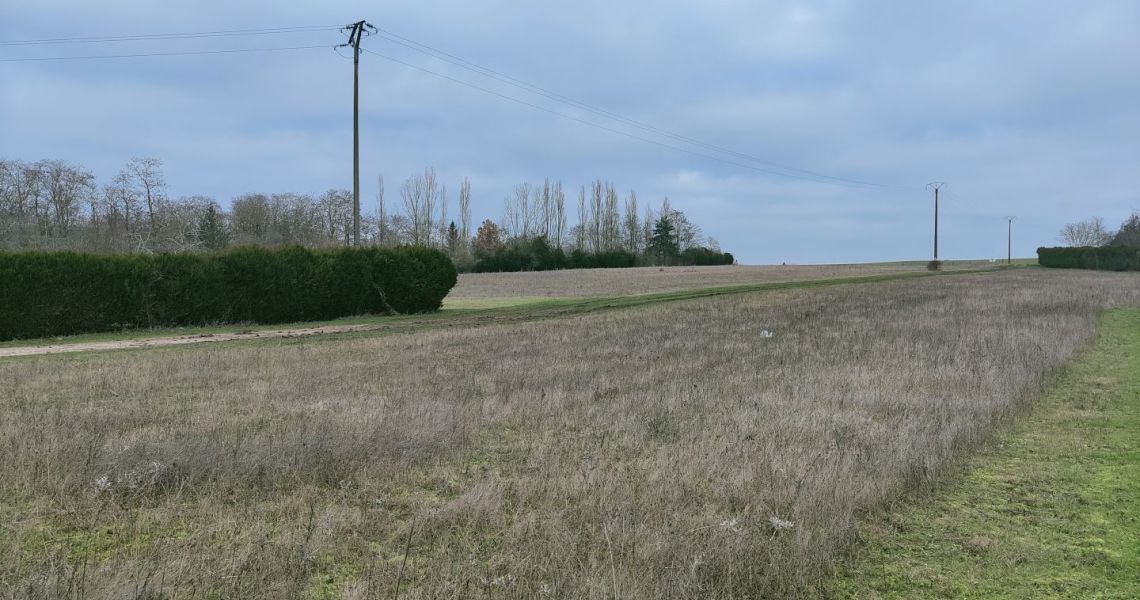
2, 1, 1138, 263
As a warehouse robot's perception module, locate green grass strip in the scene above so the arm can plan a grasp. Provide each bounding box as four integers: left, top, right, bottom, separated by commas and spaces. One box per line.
830, 308, 1140, 598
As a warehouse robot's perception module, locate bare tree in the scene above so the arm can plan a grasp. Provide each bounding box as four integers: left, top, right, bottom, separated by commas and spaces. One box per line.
39, 160, 95, 239
503, 182, 531, 240
589, 180, 603, 251
376, 175, 389, 247
122, 157, 167, 235
438, 184, 448, 246
602, 182, 620, 250
458, 176, 472, 256
400, 168, 439, 246
1059, 217, 1112, 247
318, 189, 353, 245
623, 189, 640, 253
552, 180, 566, 248
576, 185, 587, 250
540, 179, 552, 239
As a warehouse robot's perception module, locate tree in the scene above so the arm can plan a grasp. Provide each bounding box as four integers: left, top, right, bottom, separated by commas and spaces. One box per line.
575, 186, 587, 250
196, 201, 229, 251
473, 219, 504, 256
552, 180, 566, 248
623, 190, 640, 253
503, 183, 531, 239
318, 189, 353, 245
447, 221, 460, 257
376, 175, 390, 246
400, 168, 439, 246
1059, 217, 1112, 247
647, 214, 679, 265
458, 176, 472, 253
1110, 213, 1140, 248
602, 182, 620, 250
122, 157, 166, 235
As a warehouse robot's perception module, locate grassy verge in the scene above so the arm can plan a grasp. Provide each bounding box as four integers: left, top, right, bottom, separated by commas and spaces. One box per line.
0, 267, 1001, 351
829, 308, 1140, 598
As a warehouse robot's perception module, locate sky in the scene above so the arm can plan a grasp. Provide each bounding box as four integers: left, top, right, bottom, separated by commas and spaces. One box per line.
2, 1, 1138, 264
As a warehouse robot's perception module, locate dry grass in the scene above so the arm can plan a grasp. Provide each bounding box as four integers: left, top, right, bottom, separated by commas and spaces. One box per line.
447, 262, 992, 300
1, 268, 1137, 598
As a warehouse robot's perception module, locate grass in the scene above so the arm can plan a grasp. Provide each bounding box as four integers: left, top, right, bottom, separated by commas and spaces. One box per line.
1, 267, 1135, 598
829, 308, 1140, 598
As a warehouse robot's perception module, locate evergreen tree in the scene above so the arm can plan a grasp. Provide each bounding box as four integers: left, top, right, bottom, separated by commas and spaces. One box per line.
1110, 213, 1140, 248
447, 221, 460, 256
196, 203, 228, 251
647, 214, 679, 265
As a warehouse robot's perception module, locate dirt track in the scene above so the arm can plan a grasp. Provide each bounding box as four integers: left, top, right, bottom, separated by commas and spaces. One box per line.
0, 324, 377, 358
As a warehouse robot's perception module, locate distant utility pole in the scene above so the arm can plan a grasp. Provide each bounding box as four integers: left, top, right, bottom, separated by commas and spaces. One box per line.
927, 182, 946, 261
339, 20, 376, 246
1006, 216, 1016, 264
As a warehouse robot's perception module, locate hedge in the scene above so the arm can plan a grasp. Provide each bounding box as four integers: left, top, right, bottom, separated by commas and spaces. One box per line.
0, 245, 457, 341
1037, 246, 1140, 271
679, 247, 735, 266
470, 237, 733, 273
471, 238, 639, 273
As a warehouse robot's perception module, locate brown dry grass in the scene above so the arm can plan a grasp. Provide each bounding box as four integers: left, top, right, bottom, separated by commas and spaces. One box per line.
1, 268, 1137, 598
447, 262, 991, 299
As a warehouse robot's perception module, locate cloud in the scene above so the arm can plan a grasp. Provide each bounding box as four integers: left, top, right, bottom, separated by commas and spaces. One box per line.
2, 1, 1138, 262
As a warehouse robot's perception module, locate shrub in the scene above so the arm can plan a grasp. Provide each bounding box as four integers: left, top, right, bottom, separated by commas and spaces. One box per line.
0, 246, 457, 341
926, 260, 942, 271
1037, 246, 1140, 271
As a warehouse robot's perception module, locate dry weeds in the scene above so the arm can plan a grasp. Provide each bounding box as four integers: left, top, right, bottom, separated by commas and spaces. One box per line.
1, 268, 1137, 598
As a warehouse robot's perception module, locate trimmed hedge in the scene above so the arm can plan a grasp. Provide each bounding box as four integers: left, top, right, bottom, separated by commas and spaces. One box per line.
471, 238, 639, 273
470, 237, 734, 273
679, 247, 735, 266
0, 245, 457, 341
1037, 246, 1140, 271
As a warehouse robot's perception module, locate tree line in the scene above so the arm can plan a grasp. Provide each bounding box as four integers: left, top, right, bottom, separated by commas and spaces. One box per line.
1059, 214, 1140, 249
0, 158, 732, 268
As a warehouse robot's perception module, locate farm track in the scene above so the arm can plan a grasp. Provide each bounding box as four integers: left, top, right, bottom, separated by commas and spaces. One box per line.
0, 267, 1002, 358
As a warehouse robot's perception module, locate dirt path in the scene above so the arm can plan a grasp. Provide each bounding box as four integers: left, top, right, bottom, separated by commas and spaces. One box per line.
0, 324, 384, 357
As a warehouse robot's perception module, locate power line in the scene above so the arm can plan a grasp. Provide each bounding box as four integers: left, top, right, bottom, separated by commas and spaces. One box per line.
363, 48, 899, 189
0, 45, 330, 62
0, 25, 341, 46
370, 26, 910, 190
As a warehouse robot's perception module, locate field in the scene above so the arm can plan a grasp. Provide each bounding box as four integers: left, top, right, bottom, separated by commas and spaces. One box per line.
445, 261, 1001, 302
1, 266, 1138, 598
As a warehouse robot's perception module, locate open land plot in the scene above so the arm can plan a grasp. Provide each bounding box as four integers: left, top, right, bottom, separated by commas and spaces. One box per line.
445, 261, 999, 303
1, 268, 1137, 598
830, 308, 1140, 598
0, 264, 995, 356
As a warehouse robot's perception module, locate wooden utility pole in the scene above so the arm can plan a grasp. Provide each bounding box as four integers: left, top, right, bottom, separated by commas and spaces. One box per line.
339, 20, 375, 246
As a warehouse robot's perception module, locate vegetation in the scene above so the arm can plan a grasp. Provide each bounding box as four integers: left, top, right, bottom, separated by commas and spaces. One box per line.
831, 308, 1140, 597
0, 245, 456, 340
0, 160, 733, 269
1058, 216, 1114, 247
1037, 245, 1140, 271
1, 268, 1136, 598
1057, 213, 1140, 249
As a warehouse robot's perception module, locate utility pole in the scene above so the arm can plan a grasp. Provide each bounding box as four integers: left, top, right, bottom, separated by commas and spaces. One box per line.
339, 20, 376, 246
1006, 216, 1016, 265
927, 182, 946, 262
